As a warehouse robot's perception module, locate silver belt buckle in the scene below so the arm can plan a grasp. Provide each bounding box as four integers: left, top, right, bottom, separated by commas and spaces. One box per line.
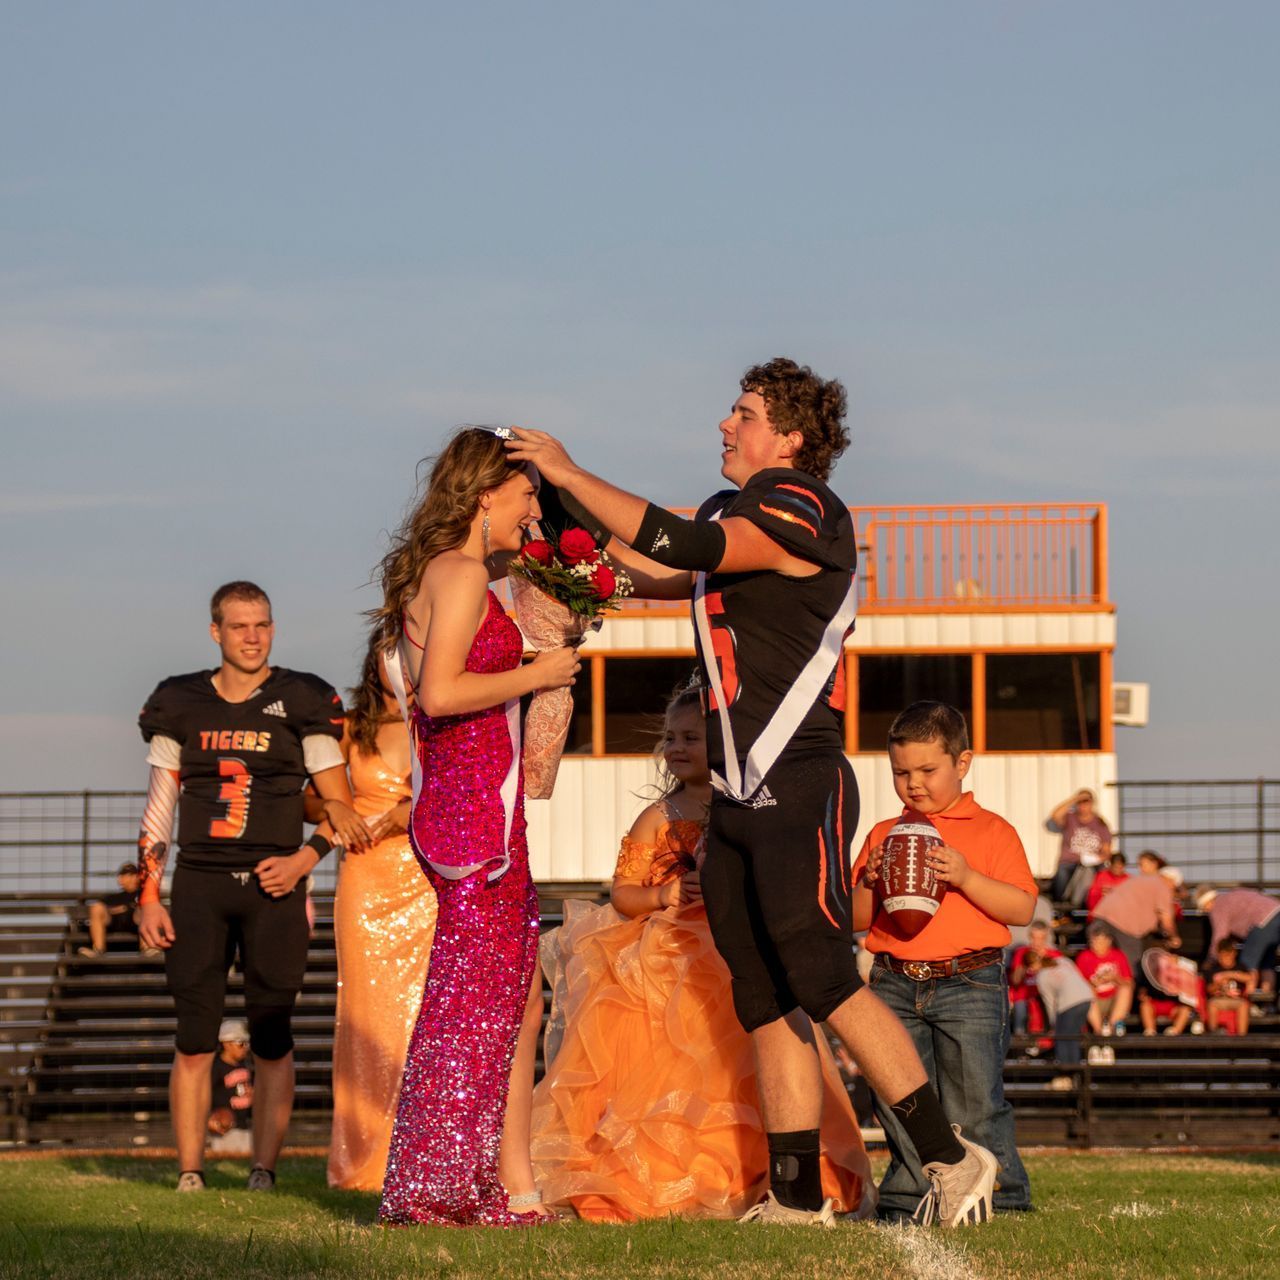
903, 961, 933, 982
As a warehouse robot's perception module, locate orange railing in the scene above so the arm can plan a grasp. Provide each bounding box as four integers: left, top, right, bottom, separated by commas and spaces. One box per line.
610, 502, 1109, 614
855, 503, 1109, 612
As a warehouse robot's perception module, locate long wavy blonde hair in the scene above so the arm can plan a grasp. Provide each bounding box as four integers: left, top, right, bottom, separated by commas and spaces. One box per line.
371, 428, 526, 647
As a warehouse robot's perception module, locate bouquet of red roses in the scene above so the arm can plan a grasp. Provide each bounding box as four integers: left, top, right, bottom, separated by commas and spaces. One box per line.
508, 529, 632, 797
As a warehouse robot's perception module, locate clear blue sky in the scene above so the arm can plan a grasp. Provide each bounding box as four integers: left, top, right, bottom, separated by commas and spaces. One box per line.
2, 1, 1277, 789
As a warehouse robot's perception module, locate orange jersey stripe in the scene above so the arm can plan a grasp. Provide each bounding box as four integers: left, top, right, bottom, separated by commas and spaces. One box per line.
777, 483, 825, 518
817, 826, 839, 929
836, 768, 848, 895
759, 503, 819, 538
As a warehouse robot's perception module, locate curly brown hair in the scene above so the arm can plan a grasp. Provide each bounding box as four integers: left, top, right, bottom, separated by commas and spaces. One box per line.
370, 428, 527, 648
346, 627, 401, 755
740, 357, 850, 482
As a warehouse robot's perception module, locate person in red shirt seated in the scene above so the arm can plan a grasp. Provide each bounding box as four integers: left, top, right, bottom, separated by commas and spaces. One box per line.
1085, 853, 1129, 920
1076, 921, 1134, 1036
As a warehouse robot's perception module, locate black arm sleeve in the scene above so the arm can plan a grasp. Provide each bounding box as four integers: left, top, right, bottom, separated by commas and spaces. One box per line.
633, 503, 727, 572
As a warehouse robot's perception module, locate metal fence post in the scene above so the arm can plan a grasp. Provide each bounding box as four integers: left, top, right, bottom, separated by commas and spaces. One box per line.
81, 790, 91, 894
1260, 777, 1267, 887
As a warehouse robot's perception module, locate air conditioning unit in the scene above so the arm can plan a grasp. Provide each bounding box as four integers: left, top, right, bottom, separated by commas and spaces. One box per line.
1113, 682, 1150, 727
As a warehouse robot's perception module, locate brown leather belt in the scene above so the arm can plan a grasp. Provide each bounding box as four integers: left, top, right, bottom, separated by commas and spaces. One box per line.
875, 947, 1003, 982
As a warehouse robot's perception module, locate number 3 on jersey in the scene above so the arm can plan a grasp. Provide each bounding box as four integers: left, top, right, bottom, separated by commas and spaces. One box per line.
702, 591, 740, 710
210, 757, 252, 839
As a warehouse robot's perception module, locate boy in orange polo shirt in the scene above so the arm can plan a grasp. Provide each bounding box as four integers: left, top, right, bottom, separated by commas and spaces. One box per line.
854, 701, 1037, 1222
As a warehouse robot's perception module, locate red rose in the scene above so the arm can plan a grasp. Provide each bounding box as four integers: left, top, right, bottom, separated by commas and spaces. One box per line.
522, 539, 554, 566
589, 563, 617, 600
559, 527, 600, 566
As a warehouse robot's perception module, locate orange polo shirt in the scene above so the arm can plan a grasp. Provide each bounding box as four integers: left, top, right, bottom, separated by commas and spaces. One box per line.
853, 792, 1037, 961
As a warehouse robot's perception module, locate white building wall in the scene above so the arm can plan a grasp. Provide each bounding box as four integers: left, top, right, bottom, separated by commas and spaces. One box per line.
528, 751, 1118, 884
579, 610, 1115, 653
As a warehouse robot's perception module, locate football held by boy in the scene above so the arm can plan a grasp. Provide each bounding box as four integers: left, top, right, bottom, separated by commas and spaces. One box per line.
136, 581, 353, 1191
506, 359, 999, 1227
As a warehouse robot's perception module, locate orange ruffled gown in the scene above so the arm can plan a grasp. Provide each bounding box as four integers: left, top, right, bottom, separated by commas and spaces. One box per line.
530, 816, 874, 1221
327, 746, 438, 1190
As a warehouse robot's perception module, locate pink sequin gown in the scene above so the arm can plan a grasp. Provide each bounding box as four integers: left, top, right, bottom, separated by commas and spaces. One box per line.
378, 591, 543, 1227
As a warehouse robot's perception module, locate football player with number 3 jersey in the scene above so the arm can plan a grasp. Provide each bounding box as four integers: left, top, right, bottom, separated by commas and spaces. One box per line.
136, 580, 352, 1194
507, 358, 999, 1228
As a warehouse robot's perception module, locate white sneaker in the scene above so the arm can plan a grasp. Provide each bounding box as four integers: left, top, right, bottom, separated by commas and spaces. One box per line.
913, 1126, 998, 1228
246, 1166, 275, 1191
739, 1192, 836, 1227
1048, 1074, 1077, 1091
175, 1171, 205, 1192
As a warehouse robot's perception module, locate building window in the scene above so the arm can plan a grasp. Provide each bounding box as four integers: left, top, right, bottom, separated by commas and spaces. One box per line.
602, 657, 702, 754
563, 674, 595, 755
857, 655, 973, 751
986, 653, 1101, 750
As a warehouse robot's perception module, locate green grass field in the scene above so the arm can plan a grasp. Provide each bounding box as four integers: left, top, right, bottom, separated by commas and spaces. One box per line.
2, 1152, 1277, 1279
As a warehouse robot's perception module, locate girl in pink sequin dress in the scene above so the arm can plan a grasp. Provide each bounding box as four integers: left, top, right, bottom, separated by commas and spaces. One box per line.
373, 428, 580, 1226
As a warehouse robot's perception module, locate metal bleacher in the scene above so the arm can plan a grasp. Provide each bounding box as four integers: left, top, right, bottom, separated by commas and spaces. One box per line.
2, 890, 1280, 1150
0, 887, 596, 1148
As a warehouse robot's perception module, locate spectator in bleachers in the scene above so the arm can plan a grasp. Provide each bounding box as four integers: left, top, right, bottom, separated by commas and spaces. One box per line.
1195, 885, 1280, 997
1085, 852, 1129, 921
78, 862, 143, 959
1007, 894, 1054, 955
1009, 920, 1060, 1037
1157, 862, 1188, 915
1047, 789, 1112, 908
1203, 939, 1253, 1035
209, 1018, 254, 1155
1023, 952, 1093, 1091
1076, 922, 1133, 1037
1092, 850, 1180, 975
1138, 987, 1195, 1036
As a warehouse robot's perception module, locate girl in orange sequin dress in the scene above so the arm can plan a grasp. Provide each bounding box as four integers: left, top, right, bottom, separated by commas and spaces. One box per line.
325, 638, 438, 1191
530, 689, 873, 1221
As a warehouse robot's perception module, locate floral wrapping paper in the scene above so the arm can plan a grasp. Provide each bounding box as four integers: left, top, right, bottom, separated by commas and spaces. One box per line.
508, 571, 600, 798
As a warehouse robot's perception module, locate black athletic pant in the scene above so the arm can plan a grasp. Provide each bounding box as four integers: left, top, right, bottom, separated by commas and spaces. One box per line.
166, 864, 309, 1059
702, 751, 862, 1033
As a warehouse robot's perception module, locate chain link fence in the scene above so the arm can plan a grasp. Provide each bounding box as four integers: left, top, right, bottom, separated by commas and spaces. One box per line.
0, 791, 340, 897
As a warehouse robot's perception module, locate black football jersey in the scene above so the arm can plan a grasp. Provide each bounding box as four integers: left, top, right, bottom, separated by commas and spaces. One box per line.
138, 668, 345, 869
693, 468, 857, 776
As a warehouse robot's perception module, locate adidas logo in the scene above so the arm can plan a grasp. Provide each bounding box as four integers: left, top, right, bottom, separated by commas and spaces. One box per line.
749, 786, 778, 810
262, 701, 287, 718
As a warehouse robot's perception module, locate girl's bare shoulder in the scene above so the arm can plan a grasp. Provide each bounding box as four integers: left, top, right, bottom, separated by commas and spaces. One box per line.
421, 551, 488, 597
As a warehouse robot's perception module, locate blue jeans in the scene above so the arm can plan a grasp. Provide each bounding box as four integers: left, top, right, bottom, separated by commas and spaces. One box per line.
868, 958, 1032, 1219
1241, 914, 1280, 975
1054, 1002, 1091, 1067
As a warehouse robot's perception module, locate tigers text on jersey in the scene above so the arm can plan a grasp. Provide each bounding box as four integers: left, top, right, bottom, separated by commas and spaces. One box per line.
139, 668, 345, 869
693, 468, 857, 780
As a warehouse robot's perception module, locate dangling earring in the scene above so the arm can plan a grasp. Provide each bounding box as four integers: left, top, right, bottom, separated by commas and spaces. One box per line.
482, 511, 491, 560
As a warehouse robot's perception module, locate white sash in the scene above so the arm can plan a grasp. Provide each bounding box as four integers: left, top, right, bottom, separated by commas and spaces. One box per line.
382, 641, 519, 882
691, 519, 858, 803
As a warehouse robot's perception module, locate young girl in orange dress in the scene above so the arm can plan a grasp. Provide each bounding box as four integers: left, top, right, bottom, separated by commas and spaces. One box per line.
530, 687, 874, 1221
322, 633, 439, 1191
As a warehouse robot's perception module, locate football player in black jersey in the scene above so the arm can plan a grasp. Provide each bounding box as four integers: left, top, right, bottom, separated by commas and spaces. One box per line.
136, 580, 353, 1192
507, 359, 999, 1227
